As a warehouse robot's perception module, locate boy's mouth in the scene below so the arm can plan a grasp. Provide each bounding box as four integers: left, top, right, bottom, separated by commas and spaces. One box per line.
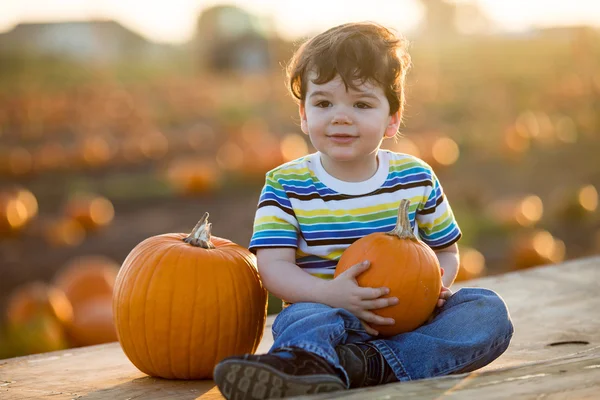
327, 134, 357, 143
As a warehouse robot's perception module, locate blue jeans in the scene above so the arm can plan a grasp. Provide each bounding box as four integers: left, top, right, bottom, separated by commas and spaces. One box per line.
270, 287, 514, 387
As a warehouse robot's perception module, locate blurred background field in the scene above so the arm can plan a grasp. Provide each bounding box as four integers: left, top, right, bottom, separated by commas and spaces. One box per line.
0, 0, 599, 359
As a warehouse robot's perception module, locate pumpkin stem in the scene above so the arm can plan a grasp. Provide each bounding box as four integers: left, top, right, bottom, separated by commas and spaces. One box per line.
184, 212, 216, 249
387, 199, 417, 240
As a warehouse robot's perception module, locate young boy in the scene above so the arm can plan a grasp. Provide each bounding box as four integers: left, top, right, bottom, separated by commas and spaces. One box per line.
214, 22, 513, 399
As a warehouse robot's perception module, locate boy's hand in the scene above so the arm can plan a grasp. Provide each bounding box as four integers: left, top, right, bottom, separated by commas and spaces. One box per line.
325, 260, 398, 336
436, 268, 453, 308
427, 268, 453, 323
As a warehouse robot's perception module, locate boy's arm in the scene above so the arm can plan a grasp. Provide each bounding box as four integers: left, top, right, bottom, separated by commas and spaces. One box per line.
256, 247, 398, 335
433, 243, 459, 308
256, 247, 330, 304
435, 243, 459, 288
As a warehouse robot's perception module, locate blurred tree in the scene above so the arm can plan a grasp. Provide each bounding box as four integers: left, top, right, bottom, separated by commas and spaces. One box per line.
193, 5, 273, 74
418, 0, 458, 39
0, 21, 170, 64
418, 0, 493, 38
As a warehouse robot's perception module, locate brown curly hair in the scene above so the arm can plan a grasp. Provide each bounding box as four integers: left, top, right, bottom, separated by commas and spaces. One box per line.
286, 22, 412, 117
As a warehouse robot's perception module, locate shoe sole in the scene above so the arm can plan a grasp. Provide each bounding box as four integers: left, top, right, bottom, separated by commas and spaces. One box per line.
214, 359, 346, 400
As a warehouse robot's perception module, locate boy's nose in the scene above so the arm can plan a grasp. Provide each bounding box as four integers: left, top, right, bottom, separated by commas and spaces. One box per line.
331, 113, 352, 125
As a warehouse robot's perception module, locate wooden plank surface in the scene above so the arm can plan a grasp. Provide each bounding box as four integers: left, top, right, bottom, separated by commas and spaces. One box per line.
296, 347, 600, 400
1, 256, 599, 399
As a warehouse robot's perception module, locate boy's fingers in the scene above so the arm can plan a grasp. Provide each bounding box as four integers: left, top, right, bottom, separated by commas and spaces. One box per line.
360, 320, 379, 336
362, 297, 399, 310
361, 286, 390, 299
361, 311, 395, 326
340, 260, 370, 279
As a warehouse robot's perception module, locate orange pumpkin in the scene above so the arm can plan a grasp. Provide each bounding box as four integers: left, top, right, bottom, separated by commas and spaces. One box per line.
6, 315, 69, 356
0, 187, 38, 237
54, 256, 119, 307
64, 194, 115, 231
4, 282, 72, 356
510, 230, 566, 270
42, 216, 86, 247
334, 200, 441, 336
164, 158, 222, 195
68, 296, 118, 346
455, 247, 486, 282
6, 281, 73, 327
113, 213, 268, 379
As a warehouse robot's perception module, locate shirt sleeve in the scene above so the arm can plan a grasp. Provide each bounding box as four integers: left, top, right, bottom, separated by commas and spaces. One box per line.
416, 166, 462, 250
248, 172, 299, 253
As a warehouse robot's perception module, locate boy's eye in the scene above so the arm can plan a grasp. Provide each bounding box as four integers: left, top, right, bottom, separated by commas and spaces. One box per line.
355, 102, 371, 109
315, 101, 331, 108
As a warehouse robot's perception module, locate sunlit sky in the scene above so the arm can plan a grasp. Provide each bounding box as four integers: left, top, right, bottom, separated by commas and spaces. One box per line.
1, 0, 599, 43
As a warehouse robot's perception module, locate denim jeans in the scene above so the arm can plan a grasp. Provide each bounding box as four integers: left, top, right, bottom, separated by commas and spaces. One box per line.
270, 287, 514, 387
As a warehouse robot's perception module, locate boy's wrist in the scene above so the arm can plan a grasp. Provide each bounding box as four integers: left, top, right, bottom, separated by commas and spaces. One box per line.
308, 277, 332, 305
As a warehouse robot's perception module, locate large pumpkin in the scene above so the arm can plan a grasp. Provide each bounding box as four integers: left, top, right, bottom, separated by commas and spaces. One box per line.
334, 200, 441, 336
113, 213, 268, 379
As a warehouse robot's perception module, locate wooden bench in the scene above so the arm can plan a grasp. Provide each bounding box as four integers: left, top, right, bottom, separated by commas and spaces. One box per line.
1, 256, 599, 399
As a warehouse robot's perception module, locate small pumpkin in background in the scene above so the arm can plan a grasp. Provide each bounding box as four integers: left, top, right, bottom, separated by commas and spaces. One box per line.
455, 247, 486, 282
553, 184, 598, 222
53, 256, 120, 346
68, 296, 118, 346
41, 216, 86, 247
509, 230, 566, 271
334, 199, 441, 336
5, 315, 69, 356
64, 194, 115, 231
54, 256, 119, 306
113, 213, 268, 379
6, 281, 73, 327
4, 282, 72, 355
164, 159, 222, 195
0, 187, 38, 238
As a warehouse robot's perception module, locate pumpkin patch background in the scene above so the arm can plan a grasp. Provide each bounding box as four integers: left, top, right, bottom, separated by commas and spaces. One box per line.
0, 3, 599, 358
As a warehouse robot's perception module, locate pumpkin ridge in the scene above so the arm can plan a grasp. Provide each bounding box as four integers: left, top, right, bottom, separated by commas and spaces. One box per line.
217, 249, 241, 361
141, 241, 180, 376
177, 245, 199, 379
405, 244, 425, 330
167, 247, 186, 378
129, 241, 164, 375
115, 240, 161, 374
210, 250, 233, 373
213, 255, 223, 373
191, 247, 209, 377
227, 250, 242, 360
186, 249, 198, 378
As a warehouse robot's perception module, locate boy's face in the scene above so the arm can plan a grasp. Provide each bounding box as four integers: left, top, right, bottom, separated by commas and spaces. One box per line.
300, 73, 400, 169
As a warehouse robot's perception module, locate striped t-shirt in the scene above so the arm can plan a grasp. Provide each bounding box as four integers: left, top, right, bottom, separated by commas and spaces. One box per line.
248, 150, 461, 279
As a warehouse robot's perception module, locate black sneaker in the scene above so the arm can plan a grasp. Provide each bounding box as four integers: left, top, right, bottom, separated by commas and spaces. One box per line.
335, 342, 398, 388
214, 347, 346, 400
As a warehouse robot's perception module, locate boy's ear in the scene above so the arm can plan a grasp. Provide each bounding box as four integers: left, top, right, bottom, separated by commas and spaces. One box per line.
299, 104, 309, 135
384, 110, 401, 139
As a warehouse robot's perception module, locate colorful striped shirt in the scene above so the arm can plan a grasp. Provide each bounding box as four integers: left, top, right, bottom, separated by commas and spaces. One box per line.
249, 150, 461, 279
